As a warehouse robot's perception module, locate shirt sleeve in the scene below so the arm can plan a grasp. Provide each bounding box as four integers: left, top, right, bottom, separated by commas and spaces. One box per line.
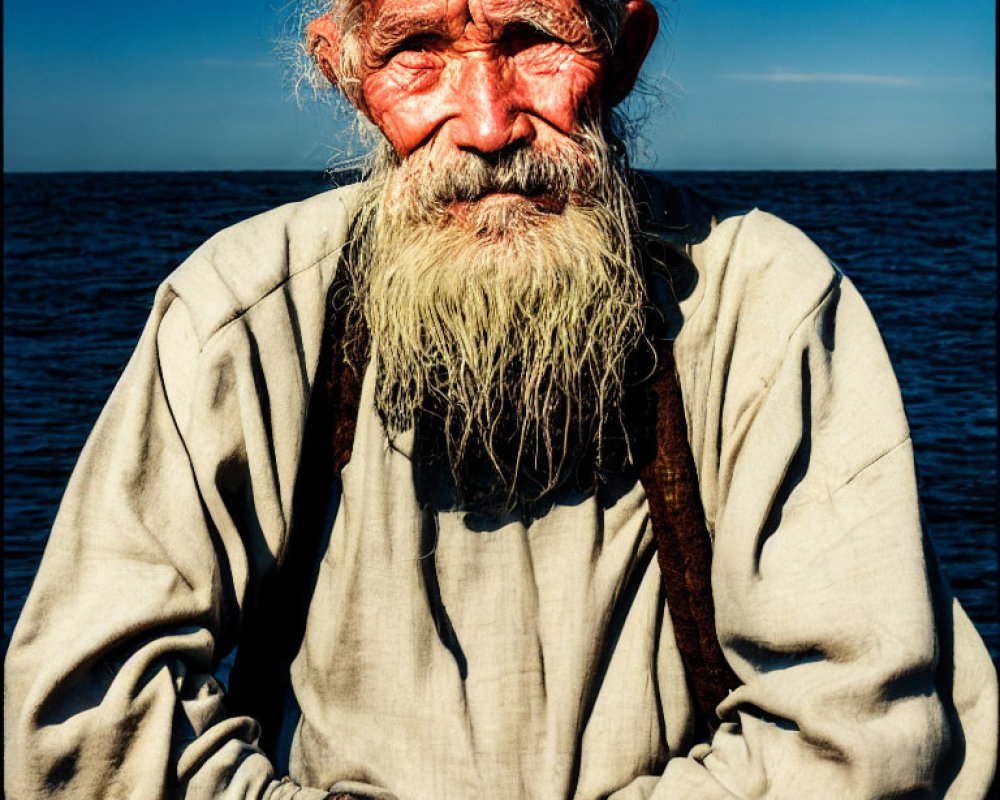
3, 274, 334, 800
651, 212, 998, 799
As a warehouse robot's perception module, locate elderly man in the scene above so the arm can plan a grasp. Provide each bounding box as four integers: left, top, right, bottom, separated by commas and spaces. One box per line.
4, 0, 997, 798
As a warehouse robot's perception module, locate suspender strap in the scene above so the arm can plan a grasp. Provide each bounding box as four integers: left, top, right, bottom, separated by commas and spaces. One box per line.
325, 290, 368, 477
637, 347, 741, 731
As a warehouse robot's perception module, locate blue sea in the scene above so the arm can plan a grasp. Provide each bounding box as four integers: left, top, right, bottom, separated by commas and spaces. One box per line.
3, 170, 997, 663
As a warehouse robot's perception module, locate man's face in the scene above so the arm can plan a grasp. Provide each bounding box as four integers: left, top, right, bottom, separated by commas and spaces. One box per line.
357, 0, 609, 162
309, 0, 657, 167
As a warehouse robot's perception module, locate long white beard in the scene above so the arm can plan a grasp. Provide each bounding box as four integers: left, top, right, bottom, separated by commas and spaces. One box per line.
344, 127, 650, 512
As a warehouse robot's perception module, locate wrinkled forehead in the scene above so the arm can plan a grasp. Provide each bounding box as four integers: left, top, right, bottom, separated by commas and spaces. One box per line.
362, 0, 600, 45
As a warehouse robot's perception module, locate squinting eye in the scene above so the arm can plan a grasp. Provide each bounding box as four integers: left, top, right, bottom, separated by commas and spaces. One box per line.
383, 36, 444, 72
389, 50, 440, 73
389, 34, 440, 59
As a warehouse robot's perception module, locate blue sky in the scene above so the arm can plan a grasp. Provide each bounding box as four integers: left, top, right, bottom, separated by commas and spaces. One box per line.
3, 0, 995, 171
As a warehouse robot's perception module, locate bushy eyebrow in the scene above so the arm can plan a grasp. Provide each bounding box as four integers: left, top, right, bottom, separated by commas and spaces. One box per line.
494, 0, 595, 43
368, 1, 596, 57
369, 13, 446, 57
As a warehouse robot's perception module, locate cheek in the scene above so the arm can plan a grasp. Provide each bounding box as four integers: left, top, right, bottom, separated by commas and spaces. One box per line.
363, 69, 453, 155
513, 53, 605, 133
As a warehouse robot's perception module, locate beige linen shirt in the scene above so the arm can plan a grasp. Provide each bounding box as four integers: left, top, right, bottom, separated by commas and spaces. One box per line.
4, 183, 997, 800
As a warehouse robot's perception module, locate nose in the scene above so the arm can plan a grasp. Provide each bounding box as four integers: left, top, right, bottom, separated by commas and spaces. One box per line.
445, 58, 534, 154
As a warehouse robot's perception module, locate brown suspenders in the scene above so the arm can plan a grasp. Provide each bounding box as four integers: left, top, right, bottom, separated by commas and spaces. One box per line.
227, 180, 741, 759
318, 289, 740, 733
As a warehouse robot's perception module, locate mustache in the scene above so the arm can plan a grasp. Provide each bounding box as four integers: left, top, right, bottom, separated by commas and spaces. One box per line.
398, 143, 599, 209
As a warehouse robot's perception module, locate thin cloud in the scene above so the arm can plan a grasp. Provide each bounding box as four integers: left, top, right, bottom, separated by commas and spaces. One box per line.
721, 71, 919, 87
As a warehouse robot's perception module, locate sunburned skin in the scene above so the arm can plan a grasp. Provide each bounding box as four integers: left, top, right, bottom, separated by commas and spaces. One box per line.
359, 0, 607, 158
309, 0, 657, 218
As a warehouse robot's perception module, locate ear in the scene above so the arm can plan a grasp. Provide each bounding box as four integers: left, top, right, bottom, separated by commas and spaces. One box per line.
307, 13, 343, 89
604, 0, 659, 106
